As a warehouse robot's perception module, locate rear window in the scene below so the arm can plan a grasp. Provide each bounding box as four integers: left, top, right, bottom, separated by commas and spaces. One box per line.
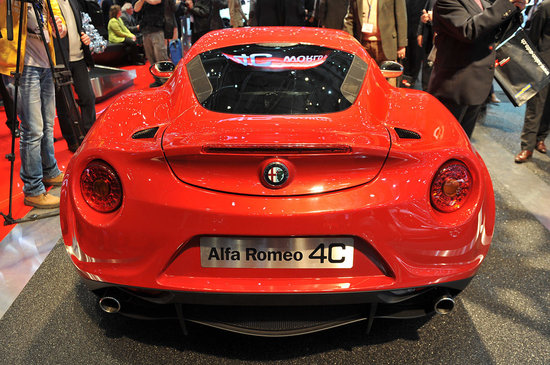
187, 44, 367, 115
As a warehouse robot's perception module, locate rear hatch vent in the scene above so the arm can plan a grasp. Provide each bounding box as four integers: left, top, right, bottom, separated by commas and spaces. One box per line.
394, 128, 421, 139
132, 127, 159, 139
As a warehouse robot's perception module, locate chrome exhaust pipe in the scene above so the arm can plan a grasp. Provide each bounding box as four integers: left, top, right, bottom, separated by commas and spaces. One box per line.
99, 296, 121, 314
434, 295, 455, 315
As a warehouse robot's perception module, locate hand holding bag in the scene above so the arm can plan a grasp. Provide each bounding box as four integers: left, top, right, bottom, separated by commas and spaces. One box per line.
494, 24, 550, 106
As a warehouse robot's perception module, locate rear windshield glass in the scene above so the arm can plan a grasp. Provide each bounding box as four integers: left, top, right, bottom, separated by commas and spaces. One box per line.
190, 44, 364, 115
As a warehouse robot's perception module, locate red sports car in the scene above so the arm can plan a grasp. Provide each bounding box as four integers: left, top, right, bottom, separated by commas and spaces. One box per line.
60, 27, 495, 337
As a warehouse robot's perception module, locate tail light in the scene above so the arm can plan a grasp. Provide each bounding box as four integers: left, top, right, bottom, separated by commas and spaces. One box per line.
80, 160, 122, 213
430, 161, 472, 213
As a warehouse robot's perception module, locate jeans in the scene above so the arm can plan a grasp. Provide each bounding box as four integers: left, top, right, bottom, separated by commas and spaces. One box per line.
6, 66, 61, 197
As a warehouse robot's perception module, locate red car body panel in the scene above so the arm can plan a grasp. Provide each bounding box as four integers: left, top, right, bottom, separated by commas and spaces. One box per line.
60, 28, 495, 319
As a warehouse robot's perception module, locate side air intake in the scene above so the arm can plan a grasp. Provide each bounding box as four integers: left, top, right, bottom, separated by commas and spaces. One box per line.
132, 127, 159, 139
394, 128, 421, 139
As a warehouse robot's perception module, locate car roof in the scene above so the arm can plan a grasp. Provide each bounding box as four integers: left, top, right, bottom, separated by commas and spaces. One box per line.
183, 27, 368, 63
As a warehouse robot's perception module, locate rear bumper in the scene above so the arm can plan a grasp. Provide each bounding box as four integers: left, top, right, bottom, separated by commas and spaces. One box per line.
85, 276, 471, 307
86, 277, 472, 336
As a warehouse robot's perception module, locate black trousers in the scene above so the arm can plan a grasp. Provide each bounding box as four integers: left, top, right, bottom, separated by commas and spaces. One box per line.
55, 58, 96, 147
122, 37, 141, 64
521, 84, 550, 151
439, 99, 482, 138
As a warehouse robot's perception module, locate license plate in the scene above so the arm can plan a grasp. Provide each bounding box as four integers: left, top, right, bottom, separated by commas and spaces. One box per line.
200, 237, 354, 269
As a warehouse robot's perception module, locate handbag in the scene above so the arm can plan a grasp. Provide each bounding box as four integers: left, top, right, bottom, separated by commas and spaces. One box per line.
494, 26, 550, 107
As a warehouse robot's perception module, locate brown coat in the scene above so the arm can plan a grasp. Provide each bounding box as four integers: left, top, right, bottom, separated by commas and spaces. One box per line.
343, 0, 408, 61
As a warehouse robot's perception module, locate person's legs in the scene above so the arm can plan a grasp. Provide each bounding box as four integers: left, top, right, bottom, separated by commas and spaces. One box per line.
150, 30, 170, 63
123, 37, 143, 64
38, 67, 62, 181
420, 58, 433, 91
55, 75, 78, 150
439, 98, 482, 138
148, 31, 170, 87
520, 84, 546, 151
535, 85, 550, 149
460, 104, 482, 138
70, 59, 96, 135
142, 32, 155, 65
18, 66, 60, 197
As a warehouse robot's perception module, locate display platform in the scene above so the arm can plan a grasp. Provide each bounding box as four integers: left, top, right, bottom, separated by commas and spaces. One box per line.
0, 239, 493, 364
88, 65, 137, 103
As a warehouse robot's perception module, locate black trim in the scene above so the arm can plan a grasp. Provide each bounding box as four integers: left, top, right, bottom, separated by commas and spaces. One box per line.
132, 127, 159, 139
395, 128, 421, 139
83, 277, 472, 306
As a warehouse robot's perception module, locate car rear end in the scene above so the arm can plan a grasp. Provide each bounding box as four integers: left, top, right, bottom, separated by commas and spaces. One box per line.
60, 28, 495, 336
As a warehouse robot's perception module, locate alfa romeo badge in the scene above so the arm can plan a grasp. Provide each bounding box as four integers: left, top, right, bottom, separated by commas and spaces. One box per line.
263, 162, 289, 187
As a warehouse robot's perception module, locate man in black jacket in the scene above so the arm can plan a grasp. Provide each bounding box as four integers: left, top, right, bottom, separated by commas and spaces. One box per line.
427, 0, 525, 138
179, 0, 218, 44
515, 0, 550, 162
56, 0, 96, 152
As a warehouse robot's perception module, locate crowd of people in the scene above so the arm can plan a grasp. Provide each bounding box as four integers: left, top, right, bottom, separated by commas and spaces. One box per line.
0, 0, 547, 210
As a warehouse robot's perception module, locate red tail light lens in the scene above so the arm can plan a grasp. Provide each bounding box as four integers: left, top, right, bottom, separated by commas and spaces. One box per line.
430, 161, 472, 213
80, 160, 122, 213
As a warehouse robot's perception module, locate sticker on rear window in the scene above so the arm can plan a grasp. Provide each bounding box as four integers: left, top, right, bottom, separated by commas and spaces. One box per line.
222, 53, 329, 69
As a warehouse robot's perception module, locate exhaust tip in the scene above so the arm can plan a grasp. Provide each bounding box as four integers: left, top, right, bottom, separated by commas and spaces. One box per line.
434, 295, 455, 315
99, 296, 121, 314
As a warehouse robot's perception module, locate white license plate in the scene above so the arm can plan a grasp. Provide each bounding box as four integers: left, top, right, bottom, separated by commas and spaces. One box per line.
200, 237, 354, 269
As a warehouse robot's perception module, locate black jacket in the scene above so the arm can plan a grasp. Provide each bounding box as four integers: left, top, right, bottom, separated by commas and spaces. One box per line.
183, 0, 217, 35
256, 0, 305, 26
428, 0, 519, 105
256, 0, 284, 25
55, 0, 94, 68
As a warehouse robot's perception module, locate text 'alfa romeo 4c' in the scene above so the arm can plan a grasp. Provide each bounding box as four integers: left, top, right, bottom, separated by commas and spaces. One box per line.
60, 27, 495, 337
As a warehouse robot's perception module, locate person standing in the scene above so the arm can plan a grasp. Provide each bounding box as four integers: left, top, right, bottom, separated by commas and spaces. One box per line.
0, 0, 67, 208
315, 0, 350, 29
179, 0, 212, 44
343, 0, 407, 86
55, 0, 96, 153
515, 0, 550, 162
416, 0, 435, 91
401, 0, 425, 87
427, 0, 526, 138
134, 0, 170, 87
